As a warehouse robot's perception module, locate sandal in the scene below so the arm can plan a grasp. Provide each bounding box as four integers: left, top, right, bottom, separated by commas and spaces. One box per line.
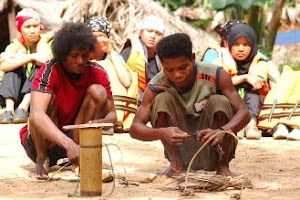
12, 108, 28, 123
245, 126, 262, 140
0, 110, 13, 124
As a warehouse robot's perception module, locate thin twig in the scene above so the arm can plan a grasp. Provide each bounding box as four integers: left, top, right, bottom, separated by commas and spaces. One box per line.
183, 130, 248, 197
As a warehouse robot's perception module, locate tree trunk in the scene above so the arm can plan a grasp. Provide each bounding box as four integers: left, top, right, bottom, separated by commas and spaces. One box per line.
265, 0, 286, 54
248, 5, 263, 43
8, 0, 16, 42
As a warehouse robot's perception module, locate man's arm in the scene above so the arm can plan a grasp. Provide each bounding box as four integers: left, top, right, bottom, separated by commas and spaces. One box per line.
130, 88, 190, 145
30, 91, 79, 163
218, 68, 251, 132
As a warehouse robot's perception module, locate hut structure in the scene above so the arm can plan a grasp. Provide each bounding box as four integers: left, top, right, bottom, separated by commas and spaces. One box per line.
0, 0, 217, 58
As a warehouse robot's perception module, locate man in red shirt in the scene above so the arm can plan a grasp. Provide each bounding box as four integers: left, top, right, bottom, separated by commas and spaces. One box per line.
19, 22, 117, 178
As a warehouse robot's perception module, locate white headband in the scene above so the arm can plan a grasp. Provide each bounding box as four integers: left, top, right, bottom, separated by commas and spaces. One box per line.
137, 15, 166, 34
16, 8, 41, 22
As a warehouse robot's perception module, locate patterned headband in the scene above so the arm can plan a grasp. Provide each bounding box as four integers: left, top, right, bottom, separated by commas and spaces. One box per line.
87, 16, 111, 37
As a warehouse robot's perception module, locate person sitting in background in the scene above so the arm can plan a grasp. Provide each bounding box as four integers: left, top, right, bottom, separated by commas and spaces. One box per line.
202, 20, 279, 89
221, 23, 275, 140
87, 16, 138, 131
203, 21, 280, 140
0, 8, 52, 123
120, 15, 165, 101
19, 22, 117, 178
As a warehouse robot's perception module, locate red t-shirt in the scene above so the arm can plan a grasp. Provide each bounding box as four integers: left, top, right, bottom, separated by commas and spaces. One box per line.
32, 60, 112, 129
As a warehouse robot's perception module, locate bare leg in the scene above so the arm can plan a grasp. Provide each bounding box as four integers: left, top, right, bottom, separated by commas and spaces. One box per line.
155, 112, 184, 177
28, 124, 53, 178
18, 93, 31, 112
73, 84, 108, 144
212, 111, 235, 176
5, 98, 14, 112
28, 96, 57, 178
72, 85, 109, 170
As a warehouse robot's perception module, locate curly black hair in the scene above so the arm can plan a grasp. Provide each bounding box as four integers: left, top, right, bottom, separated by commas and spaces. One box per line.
52, 22, 96, 61
156, 33, 192, 61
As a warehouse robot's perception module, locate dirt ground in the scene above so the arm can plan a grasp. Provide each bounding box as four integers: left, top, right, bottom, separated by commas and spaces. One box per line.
1, 124, 300, 200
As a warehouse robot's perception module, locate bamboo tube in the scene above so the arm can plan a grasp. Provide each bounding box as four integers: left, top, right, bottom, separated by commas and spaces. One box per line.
79, 128, 102, 196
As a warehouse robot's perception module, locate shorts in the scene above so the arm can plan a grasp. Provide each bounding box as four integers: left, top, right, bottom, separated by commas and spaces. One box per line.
23, 130, 73, 167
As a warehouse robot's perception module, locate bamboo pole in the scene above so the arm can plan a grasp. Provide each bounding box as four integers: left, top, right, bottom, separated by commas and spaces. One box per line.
79, 127, 102, 196
62, 123, 114, 197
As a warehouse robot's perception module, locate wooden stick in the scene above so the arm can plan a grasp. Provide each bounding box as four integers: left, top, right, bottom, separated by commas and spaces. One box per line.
62, 123, 114, 130
260, 112, 300, 119
268, 99, 277, 122
262, 103, 300, 109
288, 100, 300, 120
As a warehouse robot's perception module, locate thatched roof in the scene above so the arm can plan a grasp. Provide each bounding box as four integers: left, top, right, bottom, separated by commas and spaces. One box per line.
61, 0, 218, 57
1, 0, 217, 58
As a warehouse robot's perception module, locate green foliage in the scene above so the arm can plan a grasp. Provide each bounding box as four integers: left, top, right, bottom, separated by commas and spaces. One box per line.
191, 18, 213, 29
208, 0, 234, 10
267, 0, 295, 7
156, 0, 194, 11
251, 0, 267, 7
205, 0, 266, 10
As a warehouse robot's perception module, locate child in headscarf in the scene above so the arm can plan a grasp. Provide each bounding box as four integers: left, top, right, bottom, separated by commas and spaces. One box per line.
226, 23, 270, 140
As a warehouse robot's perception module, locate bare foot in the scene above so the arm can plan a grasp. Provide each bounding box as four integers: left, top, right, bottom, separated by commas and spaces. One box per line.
29, 158, 50, 179
216, 166, 235, 177
157, 164, 184, 177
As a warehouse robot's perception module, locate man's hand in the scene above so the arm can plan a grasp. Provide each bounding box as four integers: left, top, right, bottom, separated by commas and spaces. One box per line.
196, 128, 226, 146
66, 141, 80, 165
247, 75, 265, 90
161, 127, 191, 146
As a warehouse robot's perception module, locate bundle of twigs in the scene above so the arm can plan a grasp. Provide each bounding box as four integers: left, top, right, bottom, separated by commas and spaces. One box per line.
61, 0, 217, 57
160, 130, 252, 195
170, 172, 253, 192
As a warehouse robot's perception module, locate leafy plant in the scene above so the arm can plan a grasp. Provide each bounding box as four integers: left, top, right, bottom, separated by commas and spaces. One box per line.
156, 0, 192, 11
191, 18, 213, 29
203, 0, 266, 10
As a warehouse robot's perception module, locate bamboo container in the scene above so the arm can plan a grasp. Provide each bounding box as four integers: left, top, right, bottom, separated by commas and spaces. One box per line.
79, 127, 102, 196
63, 123, 114, 197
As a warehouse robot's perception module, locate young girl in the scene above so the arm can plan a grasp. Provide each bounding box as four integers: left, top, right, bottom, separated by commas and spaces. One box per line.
225, 23, 271, 139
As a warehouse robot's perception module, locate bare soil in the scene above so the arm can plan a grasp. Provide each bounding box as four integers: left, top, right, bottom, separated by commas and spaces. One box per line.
1, 124, 300, 200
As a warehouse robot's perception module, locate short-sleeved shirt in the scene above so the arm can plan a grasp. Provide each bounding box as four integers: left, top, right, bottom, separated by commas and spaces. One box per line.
32, 60, 112, 129
148, 62, 220, 119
